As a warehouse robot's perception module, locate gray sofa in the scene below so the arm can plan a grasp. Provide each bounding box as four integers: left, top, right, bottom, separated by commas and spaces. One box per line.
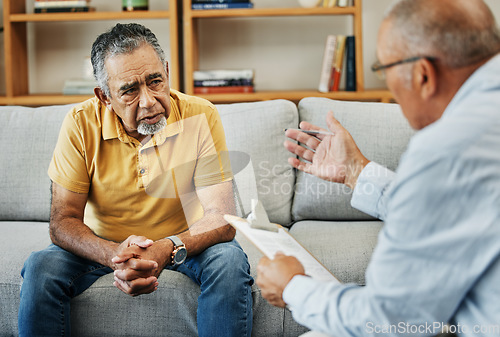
0, 97, 414, 336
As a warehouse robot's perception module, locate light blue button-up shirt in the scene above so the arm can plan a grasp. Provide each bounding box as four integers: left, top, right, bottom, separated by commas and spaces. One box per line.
283, 54, 500, 337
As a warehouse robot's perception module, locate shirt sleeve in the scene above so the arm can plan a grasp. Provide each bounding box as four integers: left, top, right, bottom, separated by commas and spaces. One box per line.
48, 109, 90, 193
281, 151, 497, 337
351, 162, 395, 221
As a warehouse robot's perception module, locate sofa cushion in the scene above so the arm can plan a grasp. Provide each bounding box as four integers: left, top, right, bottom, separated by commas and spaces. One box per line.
292, 98, 414, 221
0, 221, 52, 335
0, 104, 74, 222
288, 220, 383, 285
217, 100, 298, 225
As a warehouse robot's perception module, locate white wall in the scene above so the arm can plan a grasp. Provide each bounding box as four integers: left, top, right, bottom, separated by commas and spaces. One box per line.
0, 0, 500, 95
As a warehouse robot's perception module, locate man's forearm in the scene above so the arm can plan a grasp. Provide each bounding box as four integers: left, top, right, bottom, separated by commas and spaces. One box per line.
173, 212, 235, 257
50, 217, 119, 268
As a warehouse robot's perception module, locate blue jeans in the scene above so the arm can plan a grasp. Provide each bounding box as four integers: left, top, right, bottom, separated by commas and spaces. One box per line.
19, 240, 253, 337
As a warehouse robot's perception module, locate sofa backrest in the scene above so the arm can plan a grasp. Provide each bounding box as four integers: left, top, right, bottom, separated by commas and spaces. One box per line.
0, 104, 74, 221
292, 98, 415, 222
217, 100, 298, 225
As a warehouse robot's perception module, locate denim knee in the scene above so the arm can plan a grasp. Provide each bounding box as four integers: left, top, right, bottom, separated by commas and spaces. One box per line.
204, 241, 253, 285
22, 248, 62, 285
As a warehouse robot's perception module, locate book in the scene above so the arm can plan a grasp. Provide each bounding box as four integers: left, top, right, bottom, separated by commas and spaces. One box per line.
194, 78, 253, 87
330, 35, 346, 91
318, 35, 337, 93
322, 0, 337, 7
337, 0, 349, 6
35, 7, 92, 13
63, 78, 97, 95
344, 35, 356, 91
224, 214, 339, 283
194, 85, 254, 94
193, 69, 254, 81
192, 0, 251, 3
34, 1, 89, 8
192, 3, 254, 9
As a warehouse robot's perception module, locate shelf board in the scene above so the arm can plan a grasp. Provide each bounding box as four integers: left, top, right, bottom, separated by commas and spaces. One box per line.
194, 89, 394, 103
9, 10, 171, 22
0, 90, 393, 106
0, 94, 94, 106
188, 7, 356, 18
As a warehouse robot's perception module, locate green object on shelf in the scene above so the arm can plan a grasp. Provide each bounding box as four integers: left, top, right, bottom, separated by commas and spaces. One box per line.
122, 0, 149, 11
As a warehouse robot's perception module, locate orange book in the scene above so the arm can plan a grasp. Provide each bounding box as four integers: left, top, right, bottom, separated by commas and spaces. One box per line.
330, 35, 347, 91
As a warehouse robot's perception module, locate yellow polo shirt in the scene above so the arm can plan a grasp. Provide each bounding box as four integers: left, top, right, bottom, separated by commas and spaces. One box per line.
48, 90, 232, 242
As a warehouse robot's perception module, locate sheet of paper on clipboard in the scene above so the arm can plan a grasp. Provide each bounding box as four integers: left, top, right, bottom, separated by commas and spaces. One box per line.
224, 200, 339, 283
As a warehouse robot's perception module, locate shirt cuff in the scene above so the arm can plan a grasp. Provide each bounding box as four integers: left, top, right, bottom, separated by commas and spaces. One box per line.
351, 162, 395, 220
283, 275, 317, 310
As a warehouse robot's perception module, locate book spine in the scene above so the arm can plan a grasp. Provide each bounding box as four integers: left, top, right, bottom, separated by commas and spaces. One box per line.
194, 86, 254, 94
330, 35, 346, 92
35, 1, 89, 8
192, 0, 250, 3
318, 35, 337, 93
345, 36, 356, 92
35, 7, 90, 13
194, 79, 253, 87
192, 3, 254, 9
193, 69, 254, 81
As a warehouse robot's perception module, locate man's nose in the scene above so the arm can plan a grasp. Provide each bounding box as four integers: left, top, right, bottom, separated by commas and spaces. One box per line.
138, 86, 156, 108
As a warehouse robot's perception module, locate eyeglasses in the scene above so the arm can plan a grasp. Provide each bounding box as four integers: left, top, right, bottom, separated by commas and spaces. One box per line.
371, 56, 436, 80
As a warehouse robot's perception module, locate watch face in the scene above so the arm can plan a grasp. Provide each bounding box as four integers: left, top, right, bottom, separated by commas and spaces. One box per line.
174, 247, 187, 264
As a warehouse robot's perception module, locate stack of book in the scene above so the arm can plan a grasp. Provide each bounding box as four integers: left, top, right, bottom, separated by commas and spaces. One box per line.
318, 35, 356, 93
63, 78, 97, 95
320, 0, 351, 7
34, 0, 92, 13
194, 69, 254, 94
192, 0, 254, 10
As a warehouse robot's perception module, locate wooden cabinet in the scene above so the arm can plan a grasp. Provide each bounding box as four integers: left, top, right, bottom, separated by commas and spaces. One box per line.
0, 0, 393, 106
182, 0, 392, 103
1, 0, 180, 106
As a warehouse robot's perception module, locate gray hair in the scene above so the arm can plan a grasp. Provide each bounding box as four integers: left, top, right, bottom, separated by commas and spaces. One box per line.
91, 23, 166, 97
384, 0, 500, 68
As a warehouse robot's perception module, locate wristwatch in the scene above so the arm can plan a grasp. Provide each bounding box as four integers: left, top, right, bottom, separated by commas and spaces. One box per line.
166, 236, 187, 266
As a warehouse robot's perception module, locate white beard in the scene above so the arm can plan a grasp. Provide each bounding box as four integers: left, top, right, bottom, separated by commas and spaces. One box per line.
137, 115, 167, 135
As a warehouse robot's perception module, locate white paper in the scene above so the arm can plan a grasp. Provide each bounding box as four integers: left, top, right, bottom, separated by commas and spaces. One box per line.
225, 215, 339, 283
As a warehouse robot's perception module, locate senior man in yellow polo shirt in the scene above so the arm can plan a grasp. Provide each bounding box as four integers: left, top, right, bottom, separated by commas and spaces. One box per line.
18, 23, 253, 337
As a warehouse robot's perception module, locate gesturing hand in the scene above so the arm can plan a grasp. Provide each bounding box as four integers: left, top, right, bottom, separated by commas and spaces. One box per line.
284, 111, 369, 189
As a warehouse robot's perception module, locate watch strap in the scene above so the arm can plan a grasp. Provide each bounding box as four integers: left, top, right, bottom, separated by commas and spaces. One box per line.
166, 235, 184, 248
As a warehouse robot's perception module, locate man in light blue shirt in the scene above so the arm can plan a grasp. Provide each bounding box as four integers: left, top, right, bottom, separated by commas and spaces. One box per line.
256, 0, 500, 336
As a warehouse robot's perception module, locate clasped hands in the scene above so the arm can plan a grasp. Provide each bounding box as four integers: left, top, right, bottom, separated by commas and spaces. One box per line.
111, 235, 171, 297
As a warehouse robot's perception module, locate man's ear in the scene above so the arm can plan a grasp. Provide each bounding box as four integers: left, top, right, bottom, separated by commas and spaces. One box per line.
413, 58, 437, 100
94, 87, 113, 112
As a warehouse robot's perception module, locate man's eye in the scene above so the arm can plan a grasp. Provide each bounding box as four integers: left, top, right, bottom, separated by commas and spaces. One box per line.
123, 88, 137, 95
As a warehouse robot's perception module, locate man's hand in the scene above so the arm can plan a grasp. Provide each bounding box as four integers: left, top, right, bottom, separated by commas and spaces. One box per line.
111, 235, 172, 297
284, 111, 370, 189
256, 252, 306, 308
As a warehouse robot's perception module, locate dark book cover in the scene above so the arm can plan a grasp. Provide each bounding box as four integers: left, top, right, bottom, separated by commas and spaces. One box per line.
192, 3, 254, 9
345, 35, 356, 91
192, 0, 250, 3
35, 7, 91, 13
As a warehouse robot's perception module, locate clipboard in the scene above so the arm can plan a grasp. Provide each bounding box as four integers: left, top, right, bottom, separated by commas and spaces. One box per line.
224, 214, 340, 283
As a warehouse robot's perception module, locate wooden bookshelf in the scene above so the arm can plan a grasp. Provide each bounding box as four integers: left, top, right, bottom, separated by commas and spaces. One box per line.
182, 0, 392, 103
1, 0, 180, 106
